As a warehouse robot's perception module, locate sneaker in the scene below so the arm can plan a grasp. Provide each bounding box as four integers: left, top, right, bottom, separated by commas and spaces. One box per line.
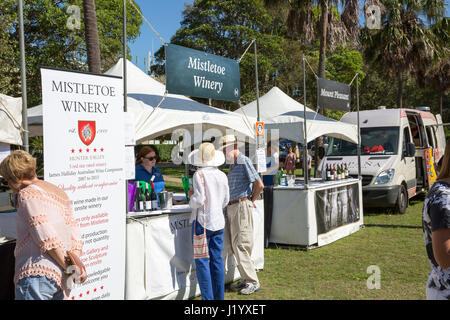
239, 283, 260, 295
230, 281, 247, 292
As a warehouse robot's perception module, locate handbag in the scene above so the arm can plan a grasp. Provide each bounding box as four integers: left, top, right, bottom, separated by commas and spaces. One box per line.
65, 251, 87, 283
193, 172, 209, 260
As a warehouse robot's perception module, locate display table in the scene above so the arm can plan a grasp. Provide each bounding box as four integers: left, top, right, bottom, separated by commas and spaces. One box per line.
125, 198, 264, 300
269, 178, 363, 249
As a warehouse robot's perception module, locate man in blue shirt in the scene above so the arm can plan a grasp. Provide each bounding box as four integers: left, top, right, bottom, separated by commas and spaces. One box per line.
220, 135, 264, 295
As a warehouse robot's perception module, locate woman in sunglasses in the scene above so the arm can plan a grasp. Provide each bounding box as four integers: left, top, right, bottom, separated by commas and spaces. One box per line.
135, 146, 165, 194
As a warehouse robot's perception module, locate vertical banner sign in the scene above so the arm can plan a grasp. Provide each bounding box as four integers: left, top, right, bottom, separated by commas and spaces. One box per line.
425, 148, 437, 186
165, 44, 241, 102
317, 77, 351, 111
41, 68, 126, 300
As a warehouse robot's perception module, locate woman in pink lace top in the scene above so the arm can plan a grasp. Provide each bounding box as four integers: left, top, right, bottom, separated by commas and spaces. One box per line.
0, 151, 83, 300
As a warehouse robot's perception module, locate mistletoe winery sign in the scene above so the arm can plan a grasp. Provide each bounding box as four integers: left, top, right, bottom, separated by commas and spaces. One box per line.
165, 44, 241, 102
41, 67, 126, 300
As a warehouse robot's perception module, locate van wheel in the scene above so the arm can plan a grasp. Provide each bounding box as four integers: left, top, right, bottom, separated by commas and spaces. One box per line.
395, 185, 408, 214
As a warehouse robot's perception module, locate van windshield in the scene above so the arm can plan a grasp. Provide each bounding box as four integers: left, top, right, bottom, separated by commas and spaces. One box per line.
326, 127, 399, 156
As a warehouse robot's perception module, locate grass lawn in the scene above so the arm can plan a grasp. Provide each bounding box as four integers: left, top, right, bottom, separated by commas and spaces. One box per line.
160, 165, 430, 300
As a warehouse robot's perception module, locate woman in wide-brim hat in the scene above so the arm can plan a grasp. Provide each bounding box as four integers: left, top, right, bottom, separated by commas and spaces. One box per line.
187, 142, 229, 300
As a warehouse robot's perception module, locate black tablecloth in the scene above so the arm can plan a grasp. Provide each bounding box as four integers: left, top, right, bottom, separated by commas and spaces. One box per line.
263, 186, 273, 248
0, 240, 16, 300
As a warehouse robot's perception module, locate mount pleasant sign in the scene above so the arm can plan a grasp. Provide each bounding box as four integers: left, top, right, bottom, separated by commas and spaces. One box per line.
317, 77, 351, 111
165, 44, 241, 102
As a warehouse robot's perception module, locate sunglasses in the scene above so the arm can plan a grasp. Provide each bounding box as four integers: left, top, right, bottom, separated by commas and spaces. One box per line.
144, 156, 156, 161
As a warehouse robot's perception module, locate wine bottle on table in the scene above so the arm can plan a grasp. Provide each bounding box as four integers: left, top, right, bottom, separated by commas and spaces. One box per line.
150, 176, 158, 210
138, 182, 145, 212
145, 183, 152, 211
134, 183, 141, 212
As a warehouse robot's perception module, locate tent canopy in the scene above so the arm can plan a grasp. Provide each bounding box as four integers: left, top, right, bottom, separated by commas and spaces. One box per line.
0, 94, 22, 145
234, 86, 358, 144
28, 59, 256, 144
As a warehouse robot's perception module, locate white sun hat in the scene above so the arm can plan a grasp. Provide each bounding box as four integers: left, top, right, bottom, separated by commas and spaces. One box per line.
188, 142, 225, 167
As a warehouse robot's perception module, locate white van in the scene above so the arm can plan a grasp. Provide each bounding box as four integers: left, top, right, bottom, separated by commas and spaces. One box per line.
318, 108, 446, 213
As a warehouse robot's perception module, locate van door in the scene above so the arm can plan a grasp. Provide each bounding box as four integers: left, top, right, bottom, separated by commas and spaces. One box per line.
407, 112, 427, 191
436, 114, 446, 160
402, 126, 416, 198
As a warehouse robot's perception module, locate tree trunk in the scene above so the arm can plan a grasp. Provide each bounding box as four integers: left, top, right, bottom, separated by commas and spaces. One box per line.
397, 73, 403, 108
439, 91, 443, 117
83, 0, 101, 73
314, 0, 329, 177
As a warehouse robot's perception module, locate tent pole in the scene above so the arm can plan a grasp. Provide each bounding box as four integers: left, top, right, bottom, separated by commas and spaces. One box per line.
123, 0, 127, 113
122, 0, 128, 301
18, 0, 28, 152
303, 55, 308, 187
357, 73, 361, 179
254, 40, 262, 149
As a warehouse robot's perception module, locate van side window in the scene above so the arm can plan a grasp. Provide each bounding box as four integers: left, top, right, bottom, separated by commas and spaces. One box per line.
425, 126, 435, 148
403, 127, 411, 153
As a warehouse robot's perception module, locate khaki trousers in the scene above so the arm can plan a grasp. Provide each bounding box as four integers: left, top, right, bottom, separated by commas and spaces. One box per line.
226, 200, 259, 286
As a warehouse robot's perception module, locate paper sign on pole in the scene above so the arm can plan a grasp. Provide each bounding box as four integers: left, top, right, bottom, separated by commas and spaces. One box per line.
256, 147, 267, 173
41, 67, 126, 300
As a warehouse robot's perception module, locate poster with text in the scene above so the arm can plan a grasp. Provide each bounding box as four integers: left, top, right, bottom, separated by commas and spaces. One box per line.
41, 67, 126, 300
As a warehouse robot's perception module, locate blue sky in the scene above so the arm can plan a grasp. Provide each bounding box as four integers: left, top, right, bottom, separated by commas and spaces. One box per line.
128, 0, 450, 73
128, 0, 193, 73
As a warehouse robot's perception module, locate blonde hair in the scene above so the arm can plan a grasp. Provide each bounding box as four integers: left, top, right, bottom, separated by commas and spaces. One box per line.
0, 150, 37, 188
437, 139, 450, 180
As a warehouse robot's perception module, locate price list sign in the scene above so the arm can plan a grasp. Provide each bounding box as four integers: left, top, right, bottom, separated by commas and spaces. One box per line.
41, 67, 126, 300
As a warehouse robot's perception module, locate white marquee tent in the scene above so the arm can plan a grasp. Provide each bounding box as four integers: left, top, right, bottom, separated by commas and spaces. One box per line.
0, 94, 22, 145
27, 59, 256, 144
234, 86, 358, 144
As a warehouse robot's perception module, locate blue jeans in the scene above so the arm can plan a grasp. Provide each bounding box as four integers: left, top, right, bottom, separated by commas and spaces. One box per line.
192, 221, 225, 300
15, 276, 64, 300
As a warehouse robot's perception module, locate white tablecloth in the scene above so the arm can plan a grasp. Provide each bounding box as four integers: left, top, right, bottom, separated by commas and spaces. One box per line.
270, 179, 363, 248
125, 199, 264, 300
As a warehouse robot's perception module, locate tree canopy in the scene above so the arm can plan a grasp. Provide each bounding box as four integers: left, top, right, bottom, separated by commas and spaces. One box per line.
0, 0, 142, 106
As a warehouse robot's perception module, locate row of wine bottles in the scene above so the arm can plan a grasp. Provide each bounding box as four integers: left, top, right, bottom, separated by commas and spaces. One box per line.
325, 163, 349, 181
134, 176, 159, 212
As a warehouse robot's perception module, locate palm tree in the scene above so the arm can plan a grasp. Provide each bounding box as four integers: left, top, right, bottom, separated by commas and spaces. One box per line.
83, 0, 101, 73
362, 0, 446, 108
416, 17, 449, 116
263, 0, 360, 176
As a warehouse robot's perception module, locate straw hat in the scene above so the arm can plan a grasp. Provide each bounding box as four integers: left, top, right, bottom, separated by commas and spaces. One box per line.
218, 134, 238, 151
188, 142, 225, 167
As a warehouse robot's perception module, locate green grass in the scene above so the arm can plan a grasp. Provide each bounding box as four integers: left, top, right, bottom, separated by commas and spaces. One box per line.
224, 196, 429, 300
161, 165, 429, 300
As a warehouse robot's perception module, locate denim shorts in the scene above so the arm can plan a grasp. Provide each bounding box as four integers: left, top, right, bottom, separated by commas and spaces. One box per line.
15, 276, 64, 300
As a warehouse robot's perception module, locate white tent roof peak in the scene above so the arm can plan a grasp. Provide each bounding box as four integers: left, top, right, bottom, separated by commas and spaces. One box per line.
234, 86, 358, 144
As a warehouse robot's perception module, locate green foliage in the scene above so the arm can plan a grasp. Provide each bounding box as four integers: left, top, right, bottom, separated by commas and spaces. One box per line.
136, 144, 176, 163
152, 0, 286, 108
0, 0, 142, 107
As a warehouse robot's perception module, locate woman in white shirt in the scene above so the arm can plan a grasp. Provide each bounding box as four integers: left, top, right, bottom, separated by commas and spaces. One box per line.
188, 142, 229, 300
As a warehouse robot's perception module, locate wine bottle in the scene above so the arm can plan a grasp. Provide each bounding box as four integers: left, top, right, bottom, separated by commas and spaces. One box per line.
326, 164, 331, 181
333, 164, 337, 181
134, 183, 141, 212
345, 163, 349, 179
150, 176, 158, 210
138, 183, 145, 212
145, 183, 152, 211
